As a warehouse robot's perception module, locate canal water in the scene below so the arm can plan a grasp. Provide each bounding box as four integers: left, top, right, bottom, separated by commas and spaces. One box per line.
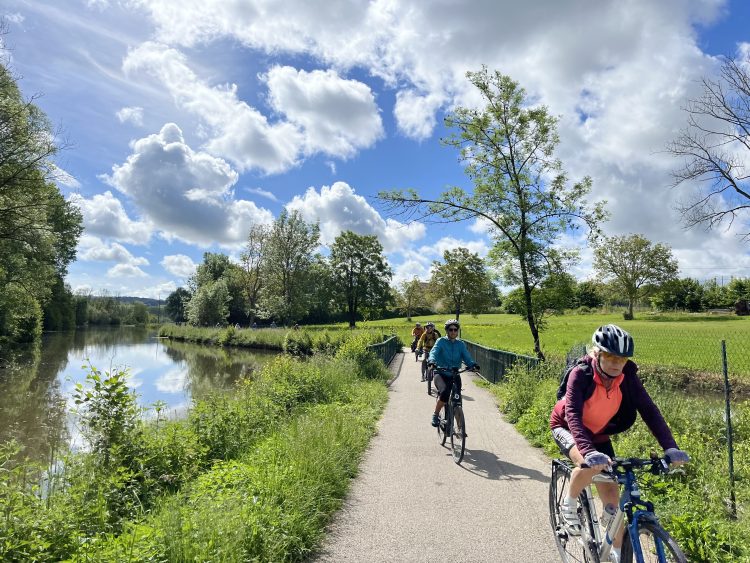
0, 326, 276, 460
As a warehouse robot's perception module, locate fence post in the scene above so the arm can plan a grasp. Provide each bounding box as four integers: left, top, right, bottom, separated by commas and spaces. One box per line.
721, 340, 737, 520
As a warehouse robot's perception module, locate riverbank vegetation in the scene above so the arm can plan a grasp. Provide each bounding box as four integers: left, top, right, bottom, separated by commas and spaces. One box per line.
0, 334, 395, 561
479, 360, 749, 561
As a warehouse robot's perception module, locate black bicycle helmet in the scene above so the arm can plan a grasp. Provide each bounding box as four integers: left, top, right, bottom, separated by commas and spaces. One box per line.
592, 324, 634, 357
444, 318, 460, 329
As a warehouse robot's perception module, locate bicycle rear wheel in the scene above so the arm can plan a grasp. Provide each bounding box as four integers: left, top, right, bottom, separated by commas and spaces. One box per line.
427, 368, 433, 395
549, 461, 600, 563
450, 405, 466, 464
621, 520, 687, 563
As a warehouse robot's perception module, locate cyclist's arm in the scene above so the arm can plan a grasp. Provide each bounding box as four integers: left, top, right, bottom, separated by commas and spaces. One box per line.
629, 374, 679, 451
564, 367, 598, 458
417, 332, 427, 351
427, 337, 444, 366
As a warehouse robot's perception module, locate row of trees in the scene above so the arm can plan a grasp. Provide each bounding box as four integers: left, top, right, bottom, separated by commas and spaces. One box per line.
166, 211, 393, 328
0, 43, 83, 345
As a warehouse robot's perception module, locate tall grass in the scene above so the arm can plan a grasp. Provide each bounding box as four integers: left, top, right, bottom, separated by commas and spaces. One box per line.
0, 336, 394, 561
481, 361, 750, 562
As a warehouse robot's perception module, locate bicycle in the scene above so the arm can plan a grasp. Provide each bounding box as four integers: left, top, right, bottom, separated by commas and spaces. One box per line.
435, 366, 476, 464
425, 362, 434, 396
549, 455, 687, 563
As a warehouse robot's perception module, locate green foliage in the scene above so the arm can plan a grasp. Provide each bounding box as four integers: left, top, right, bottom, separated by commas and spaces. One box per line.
652, 278, 704, 312
330, 230, 393, 327
430, 247, 495, 320
0, 63, 83, 345
0, 334, 392, 561
164, 287, 190, 323
186, 279, 230, 327
593, 234, 679, 318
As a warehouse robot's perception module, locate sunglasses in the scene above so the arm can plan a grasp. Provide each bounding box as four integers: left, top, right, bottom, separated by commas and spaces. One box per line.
447, 327, 459, 332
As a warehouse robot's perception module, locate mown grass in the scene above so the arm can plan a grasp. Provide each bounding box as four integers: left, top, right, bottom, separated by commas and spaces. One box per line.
0, 333, 395, 562
479, 360, 750, 562
359, 313, 750, 381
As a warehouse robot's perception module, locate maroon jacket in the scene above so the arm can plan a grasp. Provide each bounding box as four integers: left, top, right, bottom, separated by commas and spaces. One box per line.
550, 355, 678, 458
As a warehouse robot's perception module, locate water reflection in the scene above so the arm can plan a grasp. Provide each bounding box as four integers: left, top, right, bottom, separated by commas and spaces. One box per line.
0, 327, 276, 462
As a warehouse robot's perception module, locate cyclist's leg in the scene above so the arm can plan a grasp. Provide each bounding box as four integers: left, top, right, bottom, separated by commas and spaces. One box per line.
592, 441, 623, 549
432, 373, 450, 423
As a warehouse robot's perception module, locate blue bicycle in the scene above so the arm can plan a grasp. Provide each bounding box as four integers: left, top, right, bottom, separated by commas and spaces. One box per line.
549, 455, 687, 562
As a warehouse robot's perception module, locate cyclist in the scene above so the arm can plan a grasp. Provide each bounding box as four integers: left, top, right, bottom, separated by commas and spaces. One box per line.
416, 321, 440, 381
428, 319, 479, 427
549, 324, 689, 562
411, 322, 425, 353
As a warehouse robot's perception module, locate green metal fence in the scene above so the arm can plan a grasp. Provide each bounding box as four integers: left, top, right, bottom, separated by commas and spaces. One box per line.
463, 339, 539, 383
368, 335, 401, 366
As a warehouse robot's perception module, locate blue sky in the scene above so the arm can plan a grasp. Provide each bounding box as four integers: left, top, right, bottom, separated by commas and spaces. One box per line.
4, 0, 750, 298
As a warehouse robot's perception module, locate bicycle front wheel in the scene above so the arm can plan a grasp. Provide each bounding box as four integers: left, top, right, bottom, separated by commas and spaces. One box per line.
621, 520, 687, 563
549, 461, 600, 563
450, 405, 466, 464
437, 404, 448, 446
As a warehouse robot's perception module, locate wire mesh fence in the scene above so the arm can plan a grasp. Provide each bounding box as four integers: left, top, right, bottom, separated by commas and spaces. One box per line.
463, 339, 539, 383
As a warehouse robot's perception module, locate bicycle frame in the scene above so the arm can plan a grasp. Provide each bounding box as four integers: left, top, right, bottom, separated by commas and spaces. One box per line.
583, 458, 674, 563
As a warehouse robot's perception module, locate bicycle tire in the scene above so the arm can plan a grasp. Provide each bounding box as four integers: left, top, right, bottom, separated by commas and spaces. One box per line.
621, 519, 687, 563
437, 403, 449, 446
450, 406, 466, 463
427, 368, 433, 395
549, 462, 600, 563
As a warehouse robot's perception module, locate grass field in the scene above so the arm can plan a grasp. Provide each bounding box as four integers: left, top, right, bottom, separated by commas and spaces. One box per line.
355, 312, 750, 379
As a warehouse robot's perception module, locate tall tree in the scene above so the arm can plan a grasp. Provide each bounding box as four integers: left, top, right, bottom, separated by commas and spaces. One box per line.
262, 210, 320, 324
380, 68, 605, 358
396, 277, 426, 321
667, 57, 750, 239
186, 280, 230, 327
593, 234, 679, 319
165, 287, 190, 323
429, 247, 494, 321
329, 231, 392, 328
240, 223, 271, 323
0, 61, 82, 343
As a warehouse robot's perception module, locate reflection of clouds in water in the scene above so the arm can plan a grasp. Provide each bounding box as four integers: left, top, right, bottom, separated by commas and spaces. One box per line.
155, 368, 189, 393
126, 367, 144, 389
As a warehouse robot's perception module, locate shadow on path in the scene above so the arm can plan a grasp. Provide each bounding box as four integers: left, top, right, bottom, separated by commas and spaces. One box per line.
460, 448, 549, 483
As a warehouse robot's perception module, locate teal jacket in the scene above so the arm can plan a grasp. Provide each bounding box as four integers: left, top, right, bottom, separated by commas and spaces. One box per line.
428, 336, 476, 374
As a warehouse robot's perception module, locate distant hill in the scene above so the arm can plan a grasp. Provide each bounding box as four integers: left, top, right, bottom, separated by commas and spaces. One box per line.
87, 295, 162, 307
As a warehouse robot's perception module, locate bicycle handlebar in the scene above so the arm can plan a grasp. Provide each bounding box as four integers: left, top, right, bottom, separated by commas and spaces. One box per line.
610, 455, 674, 475
432, 365, 480, 375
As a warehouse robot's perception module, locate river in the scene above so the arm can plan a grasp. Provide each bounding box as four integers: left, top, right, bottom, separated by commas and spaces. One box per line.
0, 326, 277, 461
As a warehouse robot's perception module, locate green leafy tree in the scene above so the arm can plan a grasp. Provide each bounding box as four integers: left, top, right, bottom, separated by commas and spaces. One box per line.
502, 272, 576, 330
396, 277, 426, 321
261, 210, 320, 324
593, 234, 679, 319
651, 278, 704, 312
380, 68, 605, 358
575, 280, 605, 309
429, 247, 495, 321
701, 279, 733, 309
329, 231, 392, 328
126, 301, 149, 325
240, 223, 271, 323
186, 280, 230, 327
0, 62, 83, 344
42, 276, 75, 331
165, 287, 190, 323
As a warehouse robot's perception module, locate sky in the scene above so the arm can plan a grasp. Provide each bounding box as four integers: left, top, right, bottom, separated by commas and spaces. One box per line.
3, 0, 750, 299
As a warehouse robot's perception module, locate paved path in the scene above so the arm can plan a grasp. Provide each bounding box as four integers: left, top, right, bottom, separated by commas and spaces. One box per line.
314, 348, 560, 562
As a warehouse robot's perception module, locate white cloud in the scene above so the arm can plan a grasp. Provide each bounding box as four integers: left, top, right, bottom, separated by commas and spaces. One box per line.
419, 236, 490, 258
285, 181, 426, 252
264, 65, 383, 157
123, 42, 303, 174
246, 187, 280, 203
78, 235, 149, 266
392, 258, 431, 285
5, 12, 25, 25
161, 254, 197, 278
107, 263, 148, 278
116, 106, 144, 125
393, 89, 444, 139
102, 123, 273, 247
53, 165, 81, 189
155, 368, 188, 393
70, 191, 152, 244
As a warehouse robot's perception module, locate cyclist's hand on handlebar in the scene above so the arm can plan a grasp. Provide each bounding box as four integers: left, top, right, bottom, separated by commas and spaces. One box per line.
664, 448, 689, 465
583, 451, 611, 470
